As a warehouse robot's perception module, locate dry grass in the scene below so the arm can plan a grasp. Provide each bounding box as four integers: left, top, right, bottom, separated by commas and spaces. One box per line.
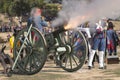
5, 73, 69, 80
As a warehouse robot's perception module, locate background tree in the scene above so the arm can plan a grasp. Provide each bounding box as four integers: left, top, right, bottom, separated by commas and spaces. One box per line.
10, 0, 30, 16
43, 3, 60, 21
0, 0, 4, 13
0, 0, 13, 13
0, 0, 60, 21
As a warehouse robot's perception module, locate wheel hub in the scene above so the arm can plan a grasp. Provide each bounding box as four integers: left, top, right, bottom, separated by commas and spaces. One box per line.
66, 45, 72, 53
56, 44, 72, 53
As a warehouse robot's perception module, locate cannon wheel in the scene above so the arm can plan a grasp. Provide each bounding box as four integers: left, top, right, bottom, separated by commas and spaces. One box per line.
58, 30, 88, 72
13, 27, 47, 75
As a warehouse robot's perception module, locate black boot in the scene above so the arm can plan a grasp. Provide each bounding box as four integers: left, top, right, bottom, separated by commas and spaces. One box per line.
109, 53, 112, 56
99, 67, 104, 69
88, 66, 92, 70
114, 53, 117, 56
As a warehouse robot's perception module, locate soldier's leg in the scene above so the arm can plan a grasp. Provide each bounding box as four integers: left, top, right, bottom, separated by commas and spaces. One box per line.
88, 49, 96, 67
98, 38, 106, 69
92, 52, 99, 67
85, 41, 91, 64
98, 51, 104, 68
108, 49, 112, 56
88, 38, 99, 69
113, 46, 117, 55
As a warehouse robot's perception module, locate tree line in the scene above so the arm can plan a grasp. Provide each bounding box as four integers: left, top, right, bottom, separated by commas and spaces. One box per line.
0, 0, 61, 21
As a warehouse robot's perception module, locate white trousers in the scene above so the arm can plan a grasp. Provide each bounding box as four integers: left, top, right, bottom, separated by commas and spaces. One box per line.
88, 50, 96, 67
88, 50, 104, 67
98, 51, 104, 67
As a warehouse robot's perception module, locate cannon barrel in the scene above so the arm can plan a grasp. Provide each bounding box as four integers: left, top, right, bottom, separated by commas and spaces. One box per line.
52, 26, 66, 37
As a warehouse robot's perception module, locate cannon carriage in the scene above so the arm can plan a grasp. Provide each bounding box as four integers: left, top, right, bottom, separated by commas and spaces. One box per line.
8, 24, 88, 76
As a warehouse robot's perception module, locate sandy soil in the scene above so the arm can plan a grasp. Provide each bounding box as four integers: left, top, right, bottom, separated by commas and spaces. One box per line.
0, 60, 120, 80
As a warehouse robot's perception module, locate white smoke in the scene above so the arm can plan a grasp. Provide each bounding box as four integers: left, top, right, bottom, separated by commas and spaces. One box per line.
51, 0, 120, 28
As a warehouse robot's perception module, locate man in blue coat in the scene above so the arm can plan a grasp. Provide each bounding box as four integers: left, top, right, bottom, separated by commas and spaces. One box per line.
106, 22, 119, 56
88, 20, 106, 69
27, 7, 48, 33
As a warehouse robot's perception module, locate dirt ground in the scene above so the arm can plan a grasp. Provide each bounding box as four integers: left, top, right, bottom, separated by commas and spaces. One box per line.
0, 60, 120, 80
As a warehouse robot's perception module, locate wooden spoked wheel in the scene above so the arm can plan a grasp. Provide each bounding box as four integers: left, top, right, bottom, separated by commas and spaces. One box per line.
58, 30, 88, 72
13, 27, 47, 75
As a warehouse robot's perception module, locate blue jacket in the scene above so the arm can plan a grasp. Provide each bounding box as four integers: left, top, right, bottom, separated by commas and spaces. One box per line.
27, 16, 48, 32
107, 29, 119, 46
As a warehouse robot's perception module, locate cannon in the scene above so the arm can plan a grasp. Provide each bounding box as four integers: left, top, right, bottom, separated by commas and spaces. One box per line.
9, 24, 88, 75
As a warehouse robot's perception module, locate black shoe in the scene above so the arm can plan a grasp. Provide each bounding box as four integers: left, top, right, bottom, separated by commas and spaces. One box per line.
109, 54, 112, 56
88, 66, 92, 70
114, 53, 117, 56
99, 67, 104, 69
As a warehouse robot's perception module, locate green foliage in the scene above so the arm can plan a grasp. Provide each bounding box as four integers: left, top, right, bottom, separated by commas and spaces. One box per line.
0, 0, 45, 16
43, 3, 60, 21
3, 2, 11, 13
49, 0, 62, 3
25, 0, 46, 9
0, 1, 4, 12
0, 0, 60, 20
8, 2, 16, 16
0, 0, 14, 13
12, 0, 30, 16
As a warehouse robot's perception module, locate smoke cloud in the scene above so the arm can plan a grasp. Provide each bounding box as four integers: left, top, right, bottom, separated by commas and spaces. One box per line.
51, 0, 120, 29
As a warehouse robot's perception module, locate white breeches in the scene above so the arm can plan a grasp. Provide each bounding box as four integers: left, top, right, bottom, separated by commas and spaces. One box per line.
88, 50, 104, 67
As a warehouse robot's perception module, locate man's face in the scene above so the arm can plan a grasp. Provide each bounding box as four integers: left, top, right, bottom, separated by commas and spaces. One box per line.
35, 9, 41, 16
